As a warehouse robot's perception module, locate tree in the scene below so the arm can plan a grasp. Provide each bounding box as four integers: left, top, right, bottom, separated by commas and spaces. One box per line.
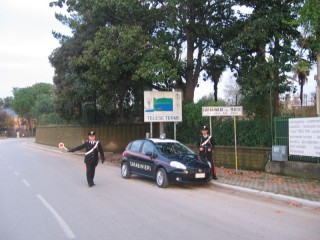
3, 97, 13, 108
12, 88, 34, 119
12, 83, 55, 133
0, 97, 14, 134
224, 0, 303, 119
159, 0, 235, 102
50, 0, 308, 122
299, 0, 320, 114
49, 0, 168, 123
204, 55, 228, 102
49, 0, 236, 123
292, 57, 312, 106
49, 0, 112, 123
0, 97, 13, 109
70, 25, 156, 123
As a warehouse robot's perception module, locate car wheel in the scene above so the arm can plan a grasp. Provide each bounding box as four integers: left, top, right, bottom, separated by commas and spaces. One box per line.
156, 168, 168, 188
121, 162, 131, 179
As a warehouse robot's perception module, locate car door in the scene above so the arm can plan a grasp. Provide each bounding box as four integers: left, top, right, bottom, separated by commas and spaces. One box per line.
127, 140, 144, 175
136, 140, 156, 177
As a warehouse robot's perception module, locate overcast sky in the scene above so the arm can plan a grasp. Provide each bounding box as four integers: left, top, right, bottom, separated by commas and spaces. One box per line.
0, 0, 317, 103
0, 0, 69, 99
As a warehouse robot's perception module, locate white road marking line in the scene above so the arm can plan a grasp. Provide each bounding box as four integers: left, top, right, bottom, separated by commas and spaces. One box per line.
22, 179, 30, 187
14, 171, 19, 176
36, 194, 76, 239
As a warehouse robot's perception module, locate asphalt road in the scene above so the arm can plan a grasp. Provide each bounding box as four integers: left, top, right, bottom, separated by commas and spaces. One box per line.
1, 138, 319, 240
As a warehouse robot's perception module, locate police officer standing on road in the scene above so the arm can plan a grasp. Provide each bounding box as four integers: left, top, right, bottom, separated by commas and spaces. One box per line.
69, 131, 105, 187
197, 126, 218, 180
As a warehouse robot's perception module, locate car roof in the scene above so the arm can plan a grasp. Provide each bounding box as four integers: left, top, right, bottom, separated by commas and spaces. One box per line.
147, 138, 179, 143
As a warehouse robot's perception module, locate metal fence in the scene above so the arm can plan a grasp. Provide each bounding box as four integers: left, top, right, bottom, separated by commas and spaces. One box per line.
273, 117, 320, 164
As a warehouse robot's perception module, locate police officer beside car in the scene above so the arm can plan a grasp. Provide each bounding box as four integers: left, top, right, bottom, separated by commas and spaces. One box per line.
197, 126, 218, 180
69, 131, 105, 187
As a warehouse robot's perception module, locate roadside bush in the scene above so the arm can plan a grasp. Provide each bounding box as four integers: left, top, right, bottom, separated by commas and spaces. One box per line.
214, 119, 272, 147
165, 102, 272, 147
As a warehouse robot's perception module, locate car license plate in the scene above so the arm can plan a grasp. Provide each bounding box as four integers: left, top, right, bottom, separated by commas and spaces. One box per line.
195, 173, 205, 178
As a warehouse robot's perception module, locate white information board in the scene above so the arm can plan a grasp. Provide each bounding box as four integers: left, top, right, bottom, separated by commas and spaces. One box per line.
202, 106, 243, 116
144, 91, 182, 122
289, 117, 320, 157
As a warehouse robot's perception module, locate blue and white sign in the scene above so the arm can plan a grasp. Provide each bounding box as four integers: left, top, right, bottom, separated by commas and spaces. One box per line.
144, 91, 182, 122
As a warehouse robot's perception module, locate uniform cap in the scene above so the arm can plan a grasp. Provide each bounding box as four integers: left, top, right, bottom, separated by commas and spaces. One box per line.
201, 126, 209, 131
88, 131, 96, 136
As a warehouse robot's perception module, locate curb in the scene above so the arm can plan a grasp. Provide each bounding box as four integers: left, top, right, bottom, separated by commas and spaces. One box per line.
212, 182, 320, 209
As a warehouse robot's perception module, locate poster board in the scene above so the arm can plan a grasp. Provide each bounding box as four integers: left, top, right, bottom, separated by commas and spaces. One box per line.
289, 117, 320, 157
144, 91, 182, 122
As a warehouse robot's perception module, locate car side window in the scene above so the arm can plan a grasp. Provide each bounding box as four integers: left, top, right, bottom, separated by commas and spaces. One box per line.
162, 143, 175, 154
141, 141, 155, 155
129, 140, 143, 153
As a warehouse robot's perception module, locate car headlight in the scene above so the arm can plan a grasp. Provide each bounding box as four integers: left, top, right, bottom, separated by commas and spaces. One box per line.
170, 161, 186, 170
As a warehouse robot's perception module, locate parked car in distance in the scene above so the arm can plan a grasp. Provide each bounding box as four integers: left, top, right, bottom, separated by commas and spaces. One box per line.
121, 138, 212, 188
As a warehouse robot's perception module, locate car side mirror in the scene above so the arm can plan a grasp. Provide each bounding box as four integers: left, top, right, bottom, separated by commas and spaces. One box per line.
145, 151, 156, 159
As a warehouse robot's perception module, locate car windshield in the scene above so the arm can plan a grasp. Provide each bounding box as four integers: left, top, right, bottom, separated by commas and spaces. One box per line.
155, 142, 195, 155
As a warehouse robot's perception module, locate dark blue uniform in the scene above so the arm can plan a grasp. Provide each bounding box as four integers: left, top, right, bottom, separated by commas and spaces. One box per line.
197, 126, 218, 180
70, 140, 105, 187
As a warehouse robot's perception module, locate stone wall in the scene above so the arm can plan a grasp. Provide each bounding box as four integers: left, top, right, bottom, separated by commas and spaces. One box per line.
36, 124, 159, 153
265, 161, 320, 180
188, 145, 271, 171
214, 146, 271, 171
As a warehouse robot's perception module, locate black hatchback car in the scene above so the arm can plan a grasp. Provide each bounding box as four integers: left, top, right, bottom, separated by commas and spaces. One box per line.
121, 138, 212, 188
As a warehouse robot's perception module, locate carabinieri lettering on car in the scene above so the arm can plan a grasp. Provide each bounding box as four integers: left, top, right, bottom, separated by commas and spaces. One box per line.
130, 161, 151, 171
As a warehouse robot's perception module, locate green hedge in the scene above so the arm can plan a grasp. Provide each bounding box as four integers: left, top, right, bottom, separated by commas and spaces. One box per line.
165, 102, 272, 147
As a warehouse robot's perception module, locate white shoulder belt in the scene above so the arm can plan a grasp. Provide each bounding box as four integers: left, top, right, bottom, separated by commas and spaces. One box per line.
85, 141, 99, 155
201, 136, 211, 146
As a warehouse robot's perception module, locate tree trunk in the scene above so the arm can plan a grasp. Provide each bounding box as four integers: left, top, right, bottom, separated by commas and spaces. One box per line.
300, 81, 304, 107
214, 80, 218, 102
271, 38, 280, 117
272, 90, 280, 117
184, 79, 197, 103
183, 29, 203, 103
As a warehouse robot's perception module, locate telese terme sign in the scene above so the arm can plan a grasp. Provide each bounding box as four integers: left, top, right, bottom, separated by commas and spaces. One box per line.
289, 117, 320, 157
144, 91, 182, 122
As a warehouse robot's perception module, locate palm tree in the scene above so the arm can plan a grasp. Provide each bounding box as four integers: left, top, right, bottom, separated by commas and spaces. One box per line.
205, 55, 227, 102
292, 58, 312, 107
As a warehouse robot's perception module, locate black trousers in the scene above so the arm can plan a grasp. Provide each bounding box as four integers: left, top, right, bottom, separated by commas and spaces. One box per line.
86, 163, 97, 186
200, 153, 217, 177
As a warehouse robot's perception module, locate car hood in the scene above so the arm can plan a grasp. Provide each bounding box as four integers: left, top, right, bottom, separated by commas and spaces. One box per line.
167, 154, 209, 168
